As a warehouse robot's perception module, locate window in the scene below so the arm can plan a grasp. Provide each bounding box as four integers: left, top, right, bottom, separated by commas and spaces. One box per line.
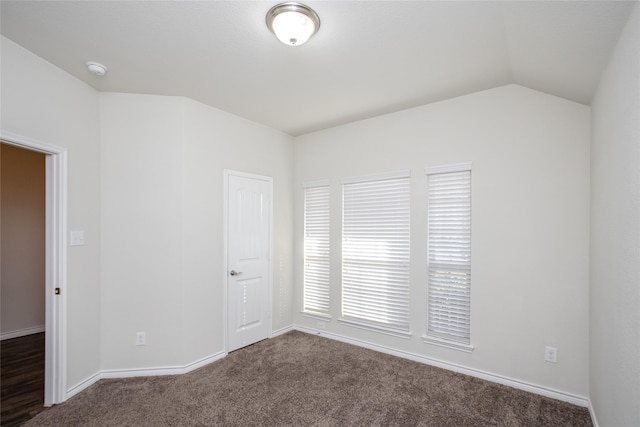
340, 170, 411, 337
303, 181, 331, 317
424, 163, 473, 352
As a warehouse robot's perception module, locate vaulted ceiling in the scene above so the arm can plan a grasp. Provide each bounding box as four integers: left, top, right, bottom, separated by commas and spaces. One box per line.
1, 1, 634, 136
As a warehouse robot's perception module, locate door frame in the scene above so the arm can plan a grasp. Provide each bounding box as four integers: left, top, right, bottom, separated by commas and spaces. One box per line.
223, 169, 273, 354
1, 130, 67, 405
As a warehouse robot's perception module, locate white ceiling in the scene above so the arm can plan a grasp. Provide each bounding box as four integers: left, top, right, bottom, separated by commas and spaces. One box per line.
1, 1, 634, 136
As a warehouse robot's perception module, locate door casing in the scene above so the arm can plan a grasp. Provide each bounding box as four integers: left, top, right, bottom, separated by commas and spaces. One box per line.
1, 130, 67, 405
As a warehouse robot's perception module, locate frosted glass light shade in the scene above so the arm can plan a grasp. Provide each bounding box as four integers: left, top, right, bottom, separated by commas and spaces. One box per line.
266, 3, 320, 46
272, 11, 315, 45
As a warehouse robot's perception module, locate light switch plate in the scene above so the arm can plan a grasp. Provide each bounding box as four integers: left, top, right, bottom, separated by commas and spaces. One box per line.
70, 230, 85, 246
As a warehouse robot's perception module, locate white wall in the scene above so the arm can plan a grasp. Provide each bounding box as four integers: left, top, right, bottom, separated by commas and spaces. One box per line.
590, 4, 640, 426
1, 144, 46, 337
1, 34, 294, 391
1, 36, 102, 389
181, 98, 294, 363
294, 84, 591, 397
3, 35, 296, 395
99, 93, 185, 369
99, 93, 294, 369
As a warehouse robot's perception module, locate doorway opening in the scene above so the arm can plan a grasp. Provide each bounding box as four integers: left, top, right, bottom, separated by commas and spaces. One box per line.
0, 132, 67, 409
1, 143, 46, 425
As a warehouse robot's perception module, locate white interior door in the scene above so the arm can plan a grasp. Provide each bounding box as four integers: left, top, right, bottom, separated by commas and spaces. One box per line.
226, 171, 272, 352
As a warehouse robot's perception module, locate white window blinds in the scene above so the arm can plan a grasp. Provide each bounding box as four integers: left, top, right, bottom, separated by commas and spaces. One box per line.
341, 171, 411, 335
425, 163, 472, 347
303, 182, 331, 317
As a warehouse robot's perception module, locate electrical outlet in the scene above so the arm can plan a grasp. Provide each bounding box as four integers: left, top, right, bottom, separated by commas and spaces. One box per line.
545, 346, 557, 363
136, 332, 146, 346
317, 321, 326, 329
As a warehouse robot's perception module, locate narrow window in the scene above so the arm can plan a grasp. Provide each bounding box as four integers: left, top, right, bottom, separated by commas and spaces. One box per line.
303, 181, 331, 317
424, 163, 473, 352
340, 170, 411, 337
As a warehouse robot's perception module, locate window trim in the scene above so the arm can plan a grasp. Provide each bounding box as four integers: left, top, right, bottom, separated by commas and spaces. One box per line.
338, 317, 412, 339
340, 169, 412, 337
302, 311, 332, 321
302, 179, 331, 318
421, 334, 474, 353
424, 162, 473, 352
424, 162, 472, 175
303, 179, 330, 189
340, 169, 410, 185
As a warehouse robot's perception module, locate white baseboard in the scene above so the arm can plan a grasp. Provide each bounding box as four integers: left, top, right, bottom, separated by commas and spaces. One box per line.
588, 399, 599, 427
66, 372, 102, 400
65, 329, 296, 402
295, 326, 590, 408
65, 351, 226, 400
64, 326, 593, 424
272, 324, 294, 337
1, 325, 45, 341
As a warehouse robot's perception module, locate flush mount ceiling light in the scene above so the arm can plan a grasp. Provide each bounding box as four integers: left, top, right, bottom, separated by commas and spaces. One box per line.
86, 61, 108, 76
266, 2, 320, 46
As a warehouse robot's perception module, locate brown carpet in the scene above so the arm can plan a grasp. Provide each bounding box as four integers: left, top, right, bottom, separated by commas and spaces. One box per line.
25, 331, 592, 426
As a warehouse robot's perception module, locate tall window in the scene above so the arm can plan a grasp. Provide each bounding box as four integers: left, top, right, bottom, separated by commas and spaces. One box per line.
424, 163, 473, 351
340, 170, 411, 336
303, 181, 331, 317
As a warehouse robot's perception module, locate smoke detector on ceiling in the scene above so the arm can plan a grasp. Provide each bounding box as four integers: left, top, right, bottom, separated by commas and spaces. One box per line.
86, 61, 108, 76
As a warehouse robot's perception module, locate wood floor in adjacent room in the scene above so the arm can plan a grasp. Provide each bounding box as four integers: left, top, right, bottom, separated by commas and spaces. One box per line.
1, 332, 46, 427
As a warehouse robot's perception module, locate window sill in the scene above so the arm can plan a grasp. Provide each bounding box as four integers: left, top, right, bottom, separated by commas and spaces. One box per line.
301, 311, 332, 321
339, 317, 412, 339
422, 335, 474, 353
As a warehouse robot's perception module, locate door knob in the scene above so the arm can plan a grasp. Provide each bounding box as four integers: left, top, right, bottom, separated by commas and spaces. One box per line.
230, 270, 242, 276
